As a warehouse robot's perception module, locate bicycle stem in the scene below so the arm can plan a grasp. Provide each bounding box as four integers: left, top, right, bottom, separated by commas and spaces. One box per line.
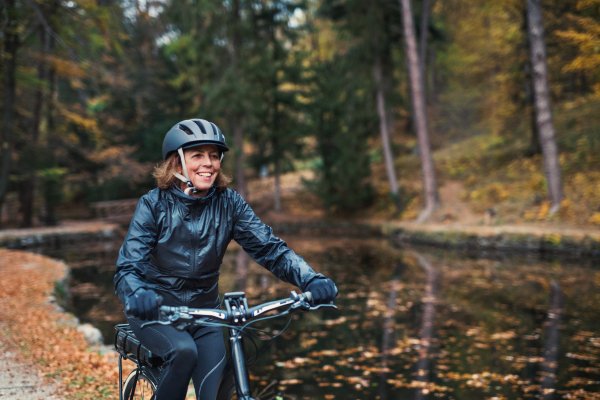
222, 293, 254, 400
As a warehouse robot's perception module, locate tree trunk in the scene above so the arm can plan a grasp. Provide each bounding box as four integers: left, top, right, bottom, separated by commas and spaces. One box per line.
374, 54, 401, 211
271, 22, 282, 212
522, 7, 541, 157
527, 0, 562, 215
230, 0, 249, 284
273, 160, 281, 212
540, 281, 563, 400
0, 0, 20, 229
43, 28, 58, 226
230, 0, 247, 202
419, 0, 430, 94
524, 63, 542, 157
400, 0, 439, 222
21, 24, 49, 227
381, 41, 395, 143
233, 128, 248, 289
580, 71, 587, 95
233, 123, 247, 200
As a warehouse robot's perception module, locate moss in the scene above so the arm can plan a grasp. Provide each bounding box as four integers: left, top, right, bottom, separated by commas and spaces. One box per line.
54, 279, 70, 308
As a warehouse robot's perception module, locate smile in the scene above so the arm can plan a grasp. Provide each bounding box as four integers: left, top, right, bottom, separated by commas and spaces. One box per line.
197, 173, 213, 177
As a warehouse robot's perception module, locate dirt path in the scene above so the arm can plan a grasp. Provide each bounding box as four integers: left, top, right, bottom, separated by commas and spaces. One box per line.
0, 346, 60, 400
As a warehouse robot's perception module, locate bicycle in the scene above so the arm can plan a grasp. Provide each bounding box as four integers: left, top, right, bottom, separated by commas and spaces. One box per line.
114, 290, 337, 400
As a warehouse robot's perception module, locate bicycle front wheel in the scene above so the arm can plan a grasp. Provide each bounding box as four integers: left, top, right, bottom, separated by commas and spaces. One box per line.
123, 369, 157, 400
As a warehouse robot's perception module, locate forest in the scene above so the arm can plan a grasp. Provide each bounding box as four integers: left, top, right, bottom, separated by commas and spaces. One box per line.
1, 0, 599, 228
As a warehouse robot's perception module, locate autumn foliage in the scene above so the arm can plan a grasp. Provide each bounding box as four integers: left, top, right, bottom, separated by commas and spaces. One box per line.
1, 0, 600, 226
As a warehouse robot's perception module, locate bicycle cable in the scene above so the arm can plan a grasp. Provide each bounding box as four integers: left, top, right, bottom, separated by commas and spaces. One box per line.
177, 319, 263, 367
245, 314, 295, 366
179, 305, 299, 367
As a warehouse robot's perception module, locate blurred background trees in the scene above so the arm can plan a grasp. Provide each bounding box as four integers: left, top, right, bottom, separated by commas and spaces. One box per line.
1, 0, 599, 227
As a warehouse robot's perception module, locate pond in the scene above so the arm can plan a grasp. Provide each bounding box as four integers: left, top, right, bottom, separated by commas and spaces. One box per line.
57, 234, 600, 400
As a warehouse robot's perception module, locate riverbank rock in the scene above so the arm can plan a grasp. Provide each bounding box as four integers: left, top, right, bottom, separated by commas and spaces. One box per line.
77, 323, 104, 344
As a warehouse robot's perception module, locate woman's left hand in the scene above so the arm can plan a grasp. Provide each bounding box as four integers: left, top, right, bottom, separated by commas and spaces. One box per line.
127, 289, 160, 321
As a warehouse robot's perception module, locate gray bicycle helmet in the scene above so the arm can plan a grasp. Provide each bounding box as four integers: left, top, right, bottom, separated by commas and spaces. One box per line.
162, 119, 229, 161
162, 119, 229, 195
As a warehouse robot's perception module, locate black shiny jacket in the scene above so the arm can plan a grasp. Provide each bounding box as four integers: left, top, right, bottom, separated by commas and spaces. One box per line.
114, 186, 323, 309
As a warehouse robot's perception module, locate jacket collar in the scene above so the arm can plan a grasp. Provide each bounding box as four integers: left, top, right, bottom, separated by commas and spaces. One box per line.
168, 185, 216, 205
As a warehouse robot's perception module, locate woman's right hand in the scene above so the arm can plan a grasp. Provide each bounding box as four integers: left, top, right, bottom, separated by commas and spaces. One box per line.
305, 278, 338, 305
127, 289, 160, 321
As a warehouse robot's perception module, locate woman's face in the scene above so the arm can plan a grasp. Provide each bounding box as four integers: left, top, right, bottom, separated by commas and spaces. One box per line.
182, 144, 221, 197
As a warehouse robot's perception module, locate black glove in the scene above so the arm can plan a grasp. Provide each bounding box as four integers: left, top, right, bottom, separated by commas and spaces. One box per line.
127, 289, 160, 321
305, 278, 338, 305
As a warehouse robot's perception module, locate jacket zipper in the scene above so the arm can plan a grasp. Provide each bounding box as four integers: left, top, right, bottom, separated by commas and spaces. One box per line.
191, 205, 196, 279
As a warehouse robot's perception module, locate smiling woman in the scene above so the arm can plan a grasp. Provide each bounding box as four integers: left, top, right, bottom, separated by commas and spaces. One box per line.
115, 118, 338, 400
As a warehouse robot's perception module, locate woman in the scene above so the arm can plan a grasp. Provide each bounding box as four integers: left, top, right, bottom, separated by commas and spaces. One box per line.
114, 118, 337, 400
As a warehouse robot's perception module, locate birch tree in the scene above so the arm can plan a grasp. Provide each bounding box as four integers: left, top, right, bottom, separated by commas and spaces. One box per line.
527, 0, 563, 215
400, 0, 439, 222
374, 52, 401, 211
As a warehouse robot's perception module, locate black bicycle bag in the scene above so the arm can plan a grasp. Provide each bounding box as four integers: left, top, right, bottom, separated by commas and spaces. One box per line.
114, 324, 163, 368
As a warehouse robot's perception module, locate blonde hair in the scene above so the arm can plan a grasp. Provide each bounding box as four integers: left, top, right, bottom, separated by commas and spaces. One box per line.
153, 153, 231, 192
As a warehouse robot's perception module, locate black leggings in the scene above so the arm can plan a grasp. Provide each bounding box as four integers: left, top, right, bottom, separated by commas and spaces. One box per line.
127, 316, 226, 400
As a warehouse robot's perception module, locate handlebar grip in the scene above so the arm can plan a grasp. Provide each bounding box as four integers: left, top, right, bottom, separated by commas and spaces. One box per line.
124, 294, 163, 315
304, 291, 313, 303
304, 286, 338, 306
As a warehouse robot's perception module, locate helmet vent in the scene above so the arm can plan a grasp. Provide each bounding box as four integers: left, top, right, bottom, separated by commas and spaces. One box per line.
179, 124, 194, 135
193, 120, 207, 134
209, 123, 219, 138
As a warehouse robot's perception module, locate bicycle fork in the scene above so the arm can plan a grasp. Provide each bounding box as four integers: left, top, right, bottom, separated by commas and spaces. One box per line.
229, 327, 258, 400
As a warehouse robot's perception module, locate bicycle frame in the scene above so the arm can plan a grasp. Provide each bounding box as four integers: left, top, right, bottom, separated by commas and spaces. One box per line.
228, 326, 256, 400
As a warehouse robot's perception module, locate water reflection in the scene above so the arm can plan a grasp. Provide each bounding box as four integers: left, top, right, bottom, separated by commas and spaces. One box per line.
540, 281, 563, 400
378, 261, 403, 400
412, 252, 438, 400
45, 235, 600, 399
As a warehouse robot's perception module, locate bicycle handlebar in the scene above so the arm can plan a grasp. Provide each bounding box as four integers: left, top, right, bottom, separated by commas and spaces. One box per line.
141, 291, 336, 330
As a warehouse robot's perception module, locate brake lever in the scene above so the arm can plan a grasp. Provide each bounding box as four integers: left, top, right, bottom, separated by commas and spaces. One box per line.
142, 311, 195, 331
141, 320, 172, 328
308, 303, 338, 311
289, 300, 338, 313
289, 300, 311, 312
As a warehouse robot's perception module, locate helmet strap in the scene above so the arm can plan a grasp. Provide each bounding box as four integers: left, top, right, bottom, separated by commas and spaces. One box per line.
174, 148, 200, 195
